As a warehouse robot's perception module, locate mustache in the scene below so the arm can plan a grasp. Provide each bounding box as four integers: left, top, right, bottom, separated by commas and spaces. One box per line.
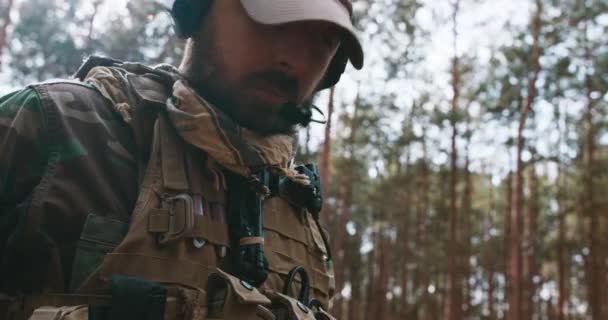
243, 70, 300, 102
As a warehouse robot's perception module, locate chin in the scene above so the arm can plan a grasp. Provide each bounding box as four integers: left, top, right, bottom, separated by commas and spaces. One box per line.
230, 101, 296, 135
247, 122, 297, 136
238, 114, 296, 136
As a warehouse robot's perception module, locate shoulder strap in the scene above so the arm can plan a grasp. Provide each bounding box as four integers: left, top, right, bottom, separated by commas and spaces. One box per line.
118, 67, 174, 184
73, 55, 124, 81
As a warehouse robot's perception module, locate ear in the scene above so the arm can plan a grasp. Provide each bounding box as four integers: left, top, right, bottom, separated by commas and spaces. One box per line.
172, 0, 214, 38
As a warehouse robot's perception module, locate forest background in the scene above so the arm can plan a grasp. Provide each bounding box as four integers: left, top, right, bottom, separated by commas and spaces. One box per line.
1, 0, 607, 319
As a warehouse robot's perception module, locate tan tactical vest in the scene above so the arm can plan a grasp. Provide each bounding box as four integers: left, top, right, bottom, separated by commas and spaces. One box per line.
3, 65, 336, 320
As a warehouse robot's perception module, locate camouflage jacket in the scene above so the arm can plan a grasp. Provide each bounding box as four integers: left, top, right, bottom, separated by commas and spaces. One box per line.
0, 81, 141, 293
0, 75, 334, 307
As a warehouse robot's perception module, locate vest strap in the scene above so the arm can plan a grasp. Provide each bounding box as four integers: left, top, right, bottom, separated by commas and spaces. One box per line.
1, 293, 110, 320
159, 115, 189, 192
1, 291, 187, 320
155, 194, 194, 245
239, 237, 265, 246
148, 195, 230, 246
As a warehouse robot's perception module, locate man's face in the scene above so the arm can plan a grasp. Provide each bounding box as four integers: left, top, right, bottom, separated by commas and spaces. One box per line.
180, 0, 342, 135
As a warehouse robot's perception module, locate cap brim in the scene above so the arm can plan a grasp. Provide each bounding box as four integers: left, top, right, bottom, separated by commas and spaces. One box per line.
240, 0, 364, 69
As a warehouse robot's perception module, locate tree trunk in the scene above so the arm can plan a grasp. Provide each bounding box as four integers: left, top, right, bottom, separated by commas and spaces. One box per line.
0, 0, 15, 71
399, 151, 412, 319
584, 79, 601, 320
556, 207, 567, 320
522, 153, 539, 320
486, 174, 497, 320
507, 1, 542, 319
376, 226, 390, 320
487, 258, 496, 320
348, 237, 363, 320
581, 16, 603, 320
461, 154, 473, 318
412, 125, 431, 320
445, 1, 462, 318
85, 0, 103, 49
331, 91, 359, 318
504, 171, 512, 311
303, 125, 311, 160
460, 103, 474, 318
545, 295, 556, 320
365, 229, 380, 320
320, 86, 336, 223
556, 103, 568, 320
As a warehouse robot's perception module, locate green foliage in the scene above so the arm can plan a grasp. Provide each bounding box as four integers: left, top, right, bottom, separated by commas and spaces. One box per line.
8, 0, 182, 84
10, 0, 85, 82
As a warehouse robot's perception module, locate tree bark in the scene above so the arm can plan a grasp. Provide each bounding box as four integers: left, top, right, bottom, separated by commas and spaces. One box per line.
507, 1, 542, 319
85, 0, 103, 49
486, 174, 497, 320
460, 104, 474, 318
556, 207, 567, 320
412, 122, 430, 320
331, 91, 359, 318
584, 73, 602, 320
581, 15, 603, 320
556, 102, 568, 320
303, 125, 311, 160
445, 1, 462, 318
347, 236, 363, 320
504, 171, 512, 311
365, 229, 380, 320
320, 86, 336, 223
376, 226, 390, 320
522, 152, 539, 320
461, 153, 473, 317
398, 150, 412, 319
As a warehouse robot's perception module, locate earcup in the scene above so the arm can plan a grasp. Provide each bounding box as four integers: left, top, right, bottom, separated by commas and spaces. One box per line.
318, 47, 348, 90
172, 0, 213, 38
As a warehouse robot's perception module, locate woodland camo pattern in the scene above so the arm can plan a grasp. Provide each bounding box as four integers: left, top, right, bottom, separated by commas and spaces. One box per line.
0, 82, 141, 294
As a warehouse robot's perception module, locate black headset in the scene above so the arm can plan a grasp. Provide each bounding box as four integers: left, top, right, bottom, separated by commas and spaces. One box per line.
171, 0, 348, 91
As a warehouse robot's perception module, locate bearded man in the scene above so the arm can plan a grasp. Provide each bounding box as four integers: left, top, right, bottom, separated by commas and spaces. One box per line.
0, 0, 363, 319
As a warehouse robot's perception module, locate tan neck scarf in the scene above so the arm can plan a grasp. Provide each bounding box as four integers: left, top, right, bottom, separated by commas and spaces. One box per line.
85, 66, 309, 190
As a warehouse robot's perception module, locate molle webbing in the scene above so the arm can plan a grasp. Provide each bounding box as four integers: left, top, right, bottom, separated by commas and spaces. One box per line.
225, 170, 269, 287
147, 115, 228, 246
1, 294, 110, 320
75, 113, 228, 294
1, 286, 192, 320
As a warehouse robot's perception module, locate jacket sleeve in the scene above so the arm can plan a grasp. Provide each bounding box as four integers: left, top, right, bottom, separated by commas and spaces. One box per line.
0, 88, 49, 242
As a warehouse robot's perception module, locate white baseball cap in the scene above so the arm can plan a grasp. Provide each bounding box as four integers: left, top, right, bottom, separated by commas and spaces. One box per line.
239, 0, 364, 70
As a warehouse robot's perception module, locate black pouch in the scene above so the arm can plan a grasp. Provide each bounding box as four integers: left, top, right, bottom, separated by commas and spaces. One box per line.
69, 214, 129, 292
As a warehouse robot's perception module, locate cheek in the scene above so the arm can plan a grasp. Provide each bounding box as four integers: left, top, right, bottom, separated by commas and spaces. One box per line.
214, 20, 270, 76
219, 39, 256, 65
302, 62, 332, 97
304, 49, 339, 95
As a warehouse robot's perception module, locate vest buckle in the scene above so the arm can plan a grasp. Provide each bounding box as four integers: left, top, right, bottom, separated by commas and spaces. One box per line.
157, 193, 194, 245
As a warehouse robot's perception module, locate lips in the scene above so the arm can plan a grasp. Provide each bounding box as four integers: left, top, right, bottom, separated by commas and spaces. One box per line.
248, 82, 291, 105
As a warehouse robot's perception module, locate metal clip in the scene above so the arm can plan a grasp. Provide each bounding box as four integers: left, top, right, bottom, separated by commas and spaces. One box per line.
157, 193, 194, 245
282, 266, 311, 304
